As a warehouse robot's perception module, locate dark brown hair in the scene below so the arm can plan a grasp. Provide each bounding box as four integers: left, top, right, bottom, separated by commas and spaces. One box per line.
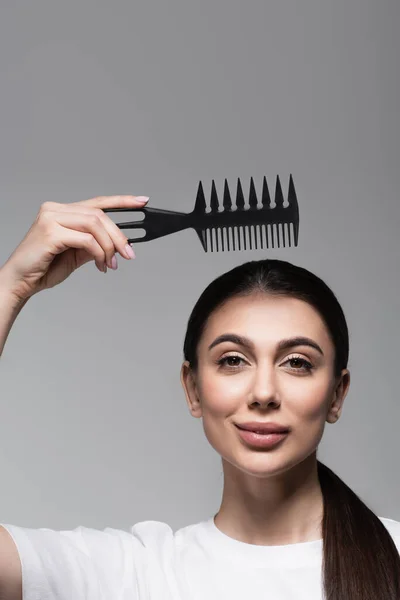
183, 258, 400, 599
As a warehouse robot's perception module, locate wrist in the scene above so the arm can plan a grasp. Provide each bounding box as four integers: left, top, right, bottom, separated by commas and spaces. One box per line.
0, 264, 30, 310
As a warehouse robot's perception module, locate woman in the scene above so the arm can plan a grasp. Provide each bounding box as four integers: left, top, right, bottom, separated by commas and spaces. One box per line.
0, 194, 399, 600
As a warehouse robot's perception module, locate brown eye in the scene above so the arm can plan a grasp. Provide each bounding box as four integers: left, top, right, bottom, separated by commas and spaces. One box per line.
217, 355, 245, 368
284, 357, 313, 372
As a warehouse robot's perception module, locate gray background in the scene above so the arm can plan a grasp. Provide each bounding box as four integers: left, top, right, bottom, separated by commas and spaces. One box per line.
0, 0, 399, 533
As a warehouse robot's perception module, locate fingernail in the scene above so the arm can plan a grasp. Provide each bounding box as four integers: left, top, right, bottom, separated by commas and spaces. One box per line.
111, 255, 118, 270
124, 243, 135, 259
136, 196, 149, 204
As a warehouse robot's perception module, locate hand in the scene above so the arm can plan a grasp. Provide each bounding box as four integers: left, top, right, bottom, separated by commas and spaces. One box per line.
0, 194, 149, 303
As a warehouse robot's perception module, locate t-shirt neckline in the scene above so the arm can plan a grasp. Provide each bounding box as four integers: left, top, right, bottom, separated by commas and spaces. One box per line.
200, 515, 323, 568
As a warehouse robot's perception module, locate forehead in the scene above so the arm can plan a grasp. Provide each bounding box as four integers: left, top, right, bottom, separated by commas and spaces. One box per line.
199, 294, 333, 351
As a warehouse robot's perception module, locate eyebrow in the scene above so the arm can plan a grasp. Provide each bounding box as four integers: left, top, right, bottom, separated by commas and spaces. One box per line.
207, 334, 324, 356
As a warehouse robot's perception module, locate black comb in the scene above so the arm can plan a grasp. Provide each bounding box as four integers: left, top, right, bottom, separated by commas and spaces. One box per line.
103, 175, 299, 252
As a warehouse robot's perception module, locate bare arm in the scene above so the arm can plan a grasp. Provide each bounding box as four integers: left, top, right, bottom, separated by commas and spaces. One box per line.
0, 194, 146, 597
0, 267, 29, 357
0, 269, 26, 591
0, 526, 22, 600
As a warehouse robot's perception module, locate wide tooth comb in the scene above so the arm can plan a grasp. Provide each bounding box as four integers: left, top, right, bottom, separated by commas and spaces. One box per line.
193, 175, 299, 252
103, 174, 299, 252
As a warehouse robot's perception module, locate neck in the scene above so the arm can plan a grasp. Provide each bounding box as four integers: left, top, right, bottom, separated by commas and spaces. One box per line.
214, 453, 324, 546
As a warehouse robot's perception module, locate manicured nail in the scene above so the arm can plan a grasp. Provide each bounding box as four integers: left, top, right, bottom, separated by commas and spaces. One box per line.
136, 196, 149, 204
111, 255, 118, 270
124, 243, 135, 259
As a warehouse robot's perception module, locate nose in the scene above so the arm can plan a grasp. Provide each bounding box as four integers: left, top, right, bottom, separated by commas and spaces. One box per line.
248, 363, 281, 408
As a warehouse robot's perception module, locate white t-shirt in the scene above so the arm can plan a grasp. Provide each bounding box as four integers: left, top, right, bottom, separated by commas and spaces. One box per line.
2, 515, 400, 599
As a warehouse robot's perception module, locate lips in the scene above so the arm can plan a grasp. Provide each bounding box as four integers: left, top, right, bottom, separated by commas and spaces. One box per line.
235, 423, 290, 434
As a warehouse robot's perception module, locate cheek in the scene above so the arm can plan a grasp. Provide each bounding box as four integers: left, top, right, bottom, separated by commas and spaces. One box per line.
290, 377, 332, 418
287, 377, 332, 447
198, 371, 248, 416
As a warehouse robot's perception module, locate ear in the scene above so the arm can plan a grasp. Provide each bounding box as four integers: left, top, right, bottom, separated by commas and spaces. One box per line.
180, 361, 203, 419
326, 369, 351, 424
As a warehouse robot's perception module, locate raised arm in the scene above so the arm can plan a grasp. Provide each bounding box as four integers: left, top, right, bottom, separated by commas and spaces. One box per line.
0, 193, 148, 598
0, 268, 29, 356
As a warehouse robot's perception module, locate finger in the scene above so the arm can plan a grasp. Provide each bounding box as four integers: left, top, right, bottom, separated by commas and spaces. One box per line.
75, 195, 149, 210
41, 203, 136, 262
51, 211, 120, 271
53, 226, 108, 273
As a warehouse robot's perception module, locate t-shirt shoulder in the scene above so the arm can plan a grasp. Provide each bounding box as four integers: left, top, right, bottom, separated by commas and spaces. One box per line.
1, 520, 175, 600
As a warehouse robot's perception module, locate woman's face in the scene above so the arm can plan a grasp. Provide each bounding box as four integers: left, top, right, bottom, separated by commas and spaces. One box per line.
181, 293, 350, 478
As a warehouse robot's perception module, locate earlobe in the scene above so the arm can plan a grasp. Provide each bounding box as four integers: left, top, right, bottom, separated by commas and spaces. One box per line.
180, 361, 203, 419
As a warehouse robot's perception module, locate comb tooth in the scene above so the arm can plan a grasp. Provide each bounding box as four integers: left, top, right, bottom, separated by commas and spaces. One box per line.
293, 220, 299, 246
275, 175, 284, 209
247, 226, 251, 250
256, 225, 261, 249
277, 223, 281, 248
262, 176, 272, 208
210, 228, 214, 252
248, 177, 258, 209
221, 227, 225, 252
288, 174, 296, 207
195, 229, 207, 251
283, 223, 286, 247
210, 180, 219, 213
261, 224, 266, 249
236, 178, 245, 210
237, 225, 242, 251
194, 181, 207, 214
260, 224, 266, 249
223, 179, 233, 211
215, 228, 219, 252
231, 227, 236, 251
271, 224, 275, 248
243, 226, 248, 251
